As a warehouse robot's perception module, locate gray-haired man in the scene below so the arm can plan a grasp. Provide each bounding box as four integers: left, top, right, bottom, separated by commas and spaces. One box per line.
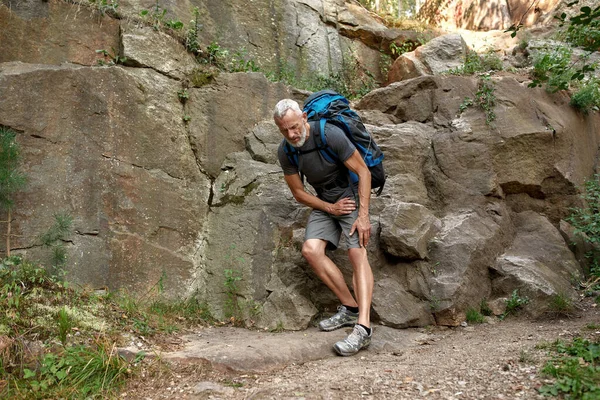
273, 98, 374, 356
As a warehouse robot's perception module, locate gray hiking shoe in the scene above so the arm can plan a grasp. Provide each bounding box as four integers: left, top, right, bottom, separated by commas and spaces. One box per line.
318, 305, 359, 332
333, 324, 372, 356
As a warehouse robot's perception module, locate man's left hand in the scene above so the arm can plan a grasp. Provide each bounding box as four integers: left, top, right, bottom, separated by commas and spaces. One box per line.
349, 215, 371, 247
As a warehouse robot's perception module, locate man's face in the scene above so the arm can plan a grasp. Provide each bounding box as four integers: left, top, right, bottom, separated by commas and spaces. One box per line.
275, 110, 308, 148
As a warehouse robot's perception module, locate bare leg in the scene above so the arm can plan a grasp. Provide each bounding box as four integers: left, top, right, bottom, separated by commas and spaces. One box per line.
302, 239, 358, 308
348, 247, 374, 327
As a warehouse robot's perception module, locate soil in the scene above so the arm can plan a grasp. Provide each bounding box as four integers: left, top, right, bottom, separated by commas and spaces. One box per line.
119, 297, 600, 400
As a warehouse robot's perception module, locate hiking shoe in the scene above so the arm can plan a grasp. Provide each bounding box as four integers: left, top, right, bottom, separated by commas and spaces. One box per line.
333, 324, 372, 356
318, 306, 359, 331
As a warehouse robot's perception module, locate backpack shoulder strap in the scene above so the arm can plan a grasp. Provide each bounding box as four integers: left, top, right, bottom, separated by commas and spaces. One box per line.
313, 119, 341, 165
282, 140, 299, 167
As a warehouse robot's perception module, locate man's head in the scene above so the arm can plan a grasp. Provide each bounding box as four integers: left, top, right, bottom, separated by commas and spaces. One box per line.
273, 99, 309, 148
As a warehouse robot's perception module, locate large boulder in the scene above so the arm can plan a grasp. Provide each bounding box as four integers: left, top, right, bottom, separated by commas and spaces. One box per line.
491, 211, 583, 316
120, 23, 199, 80
387, 33, 468, 83
379, 201, 441, 260
426, 205, 513, 326
0, 62, 210, 295
0, 0, 120, 66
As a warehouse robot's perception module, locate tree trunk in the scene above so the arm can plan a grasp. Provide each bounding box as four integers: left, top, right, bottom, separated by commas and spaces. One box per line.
6, 209, 10, 257
398, 0, 403, 18
375, 0, 380, 12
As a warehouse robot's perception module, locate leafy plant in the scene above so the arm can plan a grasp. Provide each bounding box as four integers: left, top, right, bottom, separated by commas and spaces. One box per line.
457, 74, 497, 125
500, 289, 529, 319
447, 50, 503, 75
569, 77, 600, 113
18, 341, 129, 398
140, 0, 166, 31
186, 7, 203, 55
539, 337, 600, 398
223, 268, 242, 321
204, 41, 229, 68
177, 88, 189, 103
0, 127, 26, 257
89, 0, 119, 17
475, 74, 497, 125
509, 2, 600, 112
228, 48, 260, 73
567, 176, 600, 299
389, 41, 415, 57
39, 212, 72, 270
530, 45, 574, 92
96, 48, 127, 66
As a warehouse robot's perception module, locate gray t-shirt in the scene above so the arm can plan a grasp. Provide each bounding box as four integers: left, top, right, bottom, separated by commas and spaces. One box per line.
278, 121, 357, 203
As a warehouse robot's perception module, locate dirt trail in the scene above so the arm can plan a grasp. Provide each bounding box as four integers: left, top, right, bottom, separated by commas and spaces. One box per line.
120, 299, 599, 400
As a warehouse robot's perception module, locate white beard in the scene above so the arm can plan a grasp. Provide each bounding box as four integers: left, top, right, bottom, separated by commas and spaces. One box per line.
286, 124, 307, 148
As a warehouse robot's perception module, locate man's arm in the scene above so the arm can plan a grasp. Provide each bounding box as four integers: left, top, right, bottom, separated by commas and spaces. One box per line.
284, 173, 357, 216
343, 150, 372, 247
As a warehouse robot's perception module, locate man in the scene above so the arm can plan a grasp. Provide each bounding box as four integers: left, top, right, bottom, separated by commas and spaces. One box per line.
273, 98, 374, 356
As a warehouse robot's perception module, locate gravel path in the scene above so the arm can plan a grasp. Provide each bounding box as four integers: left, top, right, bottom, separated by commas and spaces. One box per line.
122, 300, 600, 400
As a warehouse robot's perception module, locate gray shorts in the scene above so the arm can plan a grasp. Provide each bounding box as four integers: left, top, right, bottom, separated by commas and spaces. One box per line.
305, 208, 360, 250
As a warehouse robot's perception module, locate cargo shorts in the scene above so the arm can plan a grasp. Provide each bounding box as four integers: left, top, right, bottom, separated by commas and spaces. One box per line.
305, 208, 361, 250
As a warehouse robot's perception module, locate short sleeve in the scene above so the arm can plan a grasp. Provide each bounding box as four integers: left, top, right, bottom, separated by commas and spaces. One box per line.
323, 123, 356, 162
277, 141, 299, 176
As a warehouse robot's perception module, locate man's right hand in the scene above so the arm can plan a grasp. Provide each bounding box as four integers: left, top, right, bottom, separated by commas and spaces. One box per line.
327, 197, 357, 216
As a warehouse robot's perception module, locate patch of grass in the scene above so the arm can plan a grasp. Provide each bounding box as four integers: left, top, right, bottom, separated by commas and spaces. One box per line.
270, 320, 285, 333
547, 292, 575, 316
539, 337, 600, 398
0, 256, 216, 398
6, 340, 129, 399
56, 307, 73, 346
570, 77, 600, 114
519, 349, 536, 364
480, 299, 493, 316
465, 307, 485, 324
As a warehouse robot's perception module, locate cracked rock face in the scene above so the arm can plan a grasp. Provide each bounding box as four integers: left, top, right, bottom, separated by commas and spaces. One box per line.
1, 0, 600, 329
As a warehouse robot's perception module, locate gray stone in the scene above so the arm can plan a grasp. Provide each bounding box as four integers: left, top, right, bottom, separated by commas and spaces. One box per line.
379, 202, 441, 260
491, 211, 583, 316
373, 277, 435, 328
120, 24, 199, 80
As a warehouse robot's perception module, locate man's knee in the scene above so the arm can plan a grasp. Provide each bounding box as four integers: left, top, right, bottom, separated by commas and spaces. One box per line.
302, 240, 325, 262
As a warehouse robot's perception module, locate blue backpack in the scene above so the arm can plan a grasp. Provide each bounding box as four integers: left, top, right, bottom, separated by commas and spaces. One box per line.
283, 90, 386, 195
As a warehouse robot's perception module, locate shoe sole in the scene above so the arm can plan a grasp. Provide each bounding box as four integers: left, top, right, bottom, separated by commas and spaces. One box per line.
318, 320, 357, 332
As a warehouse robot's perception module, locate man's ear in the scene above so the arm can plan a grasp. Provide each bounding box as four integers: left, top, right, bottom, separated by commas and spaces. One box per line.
302, 112, 308, 122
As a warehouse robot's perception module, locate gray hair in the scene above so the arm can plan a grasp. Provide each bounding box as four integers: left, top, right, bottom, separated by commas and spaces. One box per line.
273, 99, 302, 119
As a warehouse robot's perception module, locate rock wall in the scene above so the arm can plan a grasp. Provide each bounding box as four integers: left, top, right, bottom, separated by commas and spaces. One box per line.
1, 0, 599, 329
418, 0, 568, 31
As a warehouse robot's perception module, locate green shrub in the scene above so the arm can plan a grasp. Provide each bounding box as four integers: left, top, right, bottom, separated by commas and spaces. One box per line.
548, 293, 574, 316
447, 50, 503, 75
539, 337, 600, 398
14, 341, 129, 399
570, 78, 600, 113
465, 307, 485, 324
530, 46, 573, 92
500, 289, 529, 319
